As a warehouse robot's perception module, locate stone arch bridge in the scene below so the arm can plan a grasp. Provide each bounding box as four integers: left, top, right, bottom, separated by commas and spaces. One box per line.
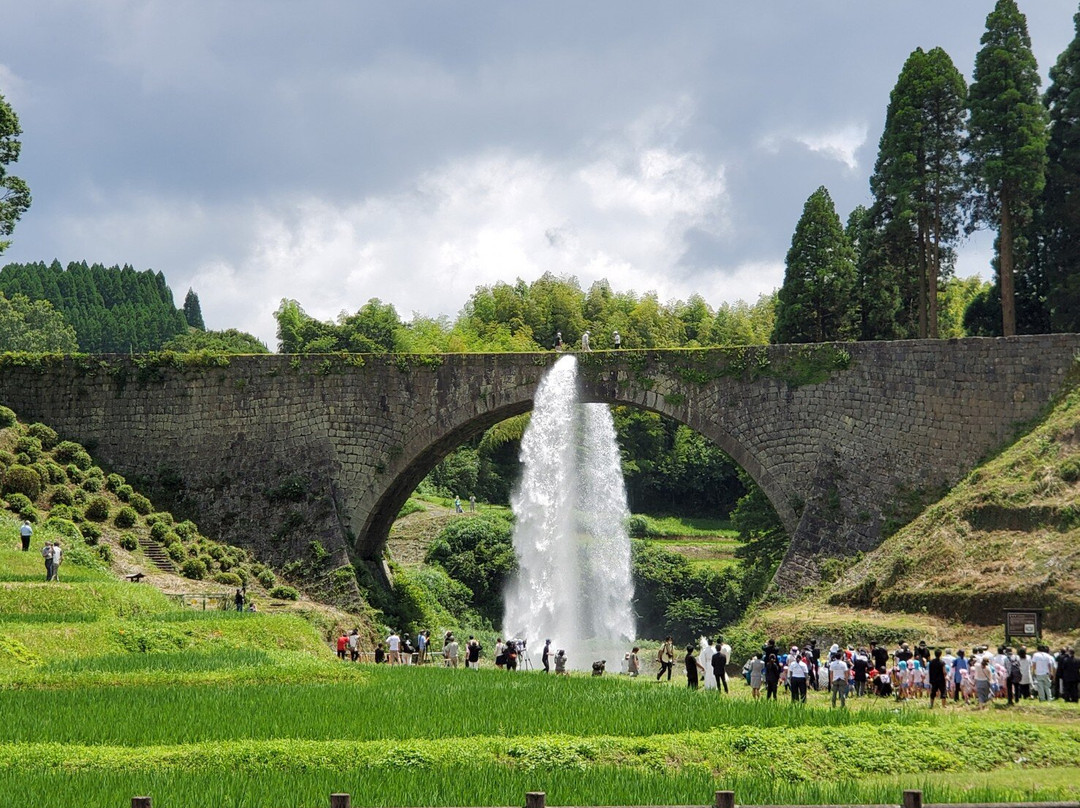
0, 335, 1077, 590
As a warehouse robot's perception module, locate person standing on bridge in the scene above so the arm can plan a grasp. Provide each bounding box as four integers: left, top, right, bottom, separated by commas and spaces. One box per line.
581, 331, 590, 351
612, 330, 621, 349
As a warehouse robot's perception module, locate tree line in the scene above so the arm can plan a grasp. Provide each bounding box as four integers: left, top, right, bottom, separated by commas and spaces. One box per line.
774, 0, 1080, 343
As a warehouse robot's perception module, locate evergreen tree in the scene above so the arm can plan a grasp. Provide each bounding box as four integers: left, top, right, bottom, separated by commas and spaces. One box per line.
967, 0, 1049, 336
183, 288, 205, 330
0, 93, 31, 256
771, 186, 859, 344
1043, 6, 1080, 332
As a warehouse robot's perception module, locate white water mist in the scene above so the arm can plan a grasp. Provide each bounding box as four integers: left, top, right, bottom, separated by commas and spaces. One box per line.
503, 355, 635, 669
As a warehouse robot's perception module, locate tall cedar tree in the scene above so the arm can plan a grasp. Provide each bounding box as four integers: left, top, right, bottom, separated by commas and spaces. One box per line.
967, 0, 1049, 337
1043, 6, 1080, 332
771, 186, 859, 344
867, 47, 967, 339
183, 288, 205, 330
0, 93, 31, 255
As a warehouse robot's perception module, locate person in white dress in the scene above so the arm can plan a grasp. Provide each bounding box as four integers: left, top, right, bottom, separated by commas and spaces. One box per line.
699, 637, 717, 690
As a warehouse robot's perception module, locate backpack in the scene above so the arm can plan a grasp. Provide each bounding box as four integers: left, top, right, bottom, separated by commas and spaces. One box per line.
1008, 658, 1022, 684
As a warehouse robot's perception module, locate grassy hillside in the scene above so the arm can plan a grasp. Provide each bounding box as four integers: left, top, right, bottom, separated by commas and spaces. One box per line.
826, 381, 1080, 630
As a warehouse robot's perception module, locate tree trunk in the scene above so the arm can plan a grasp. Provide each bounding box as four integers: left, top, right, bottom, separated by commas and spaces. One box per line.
1000, 197, 1016, 337
930, 202, 941, 340
917, 210, 929, 339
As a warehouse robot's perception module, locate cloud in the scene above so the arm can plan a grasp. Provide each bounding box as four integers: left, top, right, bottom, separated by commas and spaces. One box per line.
165, 102, 753, 346
759, 123, 869, 171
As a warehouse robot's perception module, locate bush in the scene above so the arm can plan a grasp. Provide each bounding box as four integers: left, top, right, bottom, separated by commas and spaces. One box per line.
97, 544, 112, 563
49, 504, 76, 521
106, 473, 125, 493
129, 493, 153, 515
213, 572, 242, 586
257, 567, 276, 588
5, 492, 33, 513
114, 506, 138, 528
81, 476, 102, 492
166, 542, 185, 562
53, 441, 89, 466
174, 520, 199, 540
43, 517, 82, 542
44, 462, 66, 484
26, 423, 58, 449
14, 436, 42, 462
146, 511, 173, 526
72, 487, 87, 505
84, 496, 111, 522
66, 464, 85, 484
3, 464, 41, 500
81, 523, 101, 545
119, 533, 139, 551
116, 484, 133, 502
0, 451, 14, 468
0, 406, 16, 428
149, 521, 170, 541
269, 584, 299, 601
181, 558, 207, 580
49, 487, 74, 506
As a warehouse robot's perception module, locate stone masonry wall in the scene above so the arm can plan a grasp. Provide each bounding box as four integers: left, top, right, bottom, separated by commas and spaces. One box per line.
0, 334, 1076, 593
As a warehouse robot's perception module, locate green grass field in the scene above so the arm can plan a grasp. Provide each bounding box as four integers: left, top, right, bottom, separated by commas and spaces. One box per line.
3, 524, 1080, 808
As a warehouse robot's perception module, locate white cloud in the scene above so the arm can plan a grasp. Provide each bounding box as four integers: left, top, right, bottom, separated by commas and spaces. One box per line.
759, 123, 869, 171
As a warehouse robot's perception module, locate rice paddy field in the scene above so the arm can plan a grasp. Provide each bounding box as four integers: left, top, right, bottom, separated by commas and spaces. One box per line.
3, 543, 1080, 808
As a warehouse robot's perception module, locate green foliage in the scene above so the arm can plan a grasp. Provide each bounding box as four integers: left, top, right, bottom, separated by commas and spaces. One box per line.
0, 406, 14, 428
967, 0, 1049, 337
14, 435, 40, 462
128, 493, 152, 515
275, 297, 403, 353
173, 520, 198, 541
772, 186, 859, 344
265, 475, 308, 503
1043, 7, 1080, 333
181, 558, 207, 580
83, 496, 110, 522
391, 565, 474, 634
731, 470, 789, 585
0, 91, 31, 255
113, 506, 138, 528
425, 515, 516, 621
269, 584, 299, 601
105, 472, 125, 493
213, 572, 243, 586
53, 441, 92, 471
4, 492, 32, 514
0, 293, 78, 353
80, 475, 101, 492
182, 288, 205, 330
80, 523, 101, 545
115, 484, 133, 502
0, 261, 189, 352
396, 498, 426, 518
162, 327, 269, 354
2, 464, 40, 500
43, 517, 82, 542
256, 567, 276, 588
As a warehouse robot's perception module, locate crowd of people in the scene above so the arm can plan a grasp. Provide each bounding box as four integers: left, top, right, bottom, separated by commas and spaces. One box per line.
333, 627, 1079, 709
737, 638, 1079, 706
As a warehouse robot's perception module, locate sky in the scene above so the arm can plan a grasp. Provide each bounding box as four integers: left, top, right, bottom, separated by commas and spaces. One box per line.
0, 1, 1076, 347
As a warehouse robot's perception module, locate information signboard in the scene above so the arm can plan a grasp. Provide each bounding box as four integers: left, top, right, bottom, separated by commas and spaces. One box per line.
1003, 609, 1042, 644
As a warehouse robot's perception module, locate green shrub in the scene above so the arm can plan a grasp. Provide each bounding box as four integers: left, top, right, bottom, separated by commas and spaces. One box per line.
0, 406, 16, 428
166, 542, 185, 561
44, 462, 65, 484
181, 558, 206, 580
174, 520, 199, 540
256, 567, 276, 588
97, 544, 112, 563
25, 423, 57, 449
129, 493, 153, 515
5, 492, 33, 513
208, 545, 225, 561
0, 450, 14, 468
3, 464, 41, 500
66, 464, 85, 484
15, 436, 42, 462
146, 511, 173, 526
397, 498, 427, 518
114, 506, 138, 528
53, 441, 89, 466
213, 572, 242, 586
18, 505, 36, 522
49, 504, 76, 521
269, 584, 298, 601
43, 517, 82, 542
71, 487, 87, 505
84, 496, 111, 522
119, 533, 138, 551
86, 466, 104, 480
80, 523, 101, 545
149, 521, 170, 541
115, 484, 133, 502
49, 487, 74, 506
105, 473, 125, 493
81, 476, 102, 492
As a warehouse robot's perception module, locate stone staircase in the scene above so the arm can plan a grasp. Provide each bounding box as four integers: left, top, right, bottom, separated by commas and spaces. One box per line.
137, 536, 176, 574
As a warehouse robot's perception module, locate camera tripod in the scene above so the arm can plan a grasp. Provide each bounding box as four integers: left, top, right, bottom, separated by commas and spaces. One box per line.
517, 643, 532, 671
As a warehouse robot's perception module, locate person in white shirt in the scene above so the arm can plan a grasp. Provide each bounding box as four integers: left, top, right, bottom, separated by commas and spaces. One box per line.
828, 653, 851, 707
51, 541, 62, 581
787, 655, 809, 702
1031, 645, 1057, 701
386, 632, 401, 665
